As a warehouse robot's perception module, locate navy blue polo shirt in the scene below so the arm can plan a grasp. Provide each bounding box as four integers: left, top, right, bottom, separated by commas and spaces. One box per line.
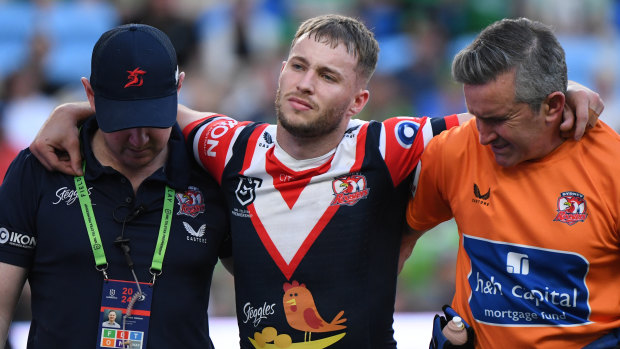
0, 116, 230, 348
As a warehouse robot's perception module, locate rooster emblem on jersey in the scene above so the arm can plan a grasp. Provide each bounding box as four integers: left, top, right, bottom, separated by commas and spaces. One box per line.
176, 186, 206, 218
283, 281, 346, 342
330, 174, 369, 206
554, 191, 588, 226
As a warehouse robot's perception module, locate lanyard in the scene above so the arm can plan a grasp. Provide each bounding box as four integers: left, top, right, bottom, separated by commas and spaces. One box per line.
74, 174, 175, 282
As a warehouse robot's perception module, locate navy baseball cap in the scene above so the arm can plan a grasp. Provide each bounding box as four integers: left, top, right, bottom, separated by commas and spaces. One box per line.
90, 24, 179, 133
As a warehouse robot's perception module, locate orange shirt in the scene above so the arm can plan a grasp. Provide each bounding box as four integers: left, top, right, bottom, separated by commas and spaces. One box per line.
407, 119, 620, 348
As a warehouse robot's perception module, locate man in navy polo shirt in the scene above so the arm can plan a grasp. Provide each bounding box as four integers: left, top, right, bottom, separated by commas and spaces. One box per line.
0, 24, 229, 348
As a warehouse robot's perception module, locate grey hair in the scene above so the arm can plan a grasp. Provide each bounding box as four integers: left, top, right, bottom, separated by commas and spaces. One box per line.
452, 17, 567, 111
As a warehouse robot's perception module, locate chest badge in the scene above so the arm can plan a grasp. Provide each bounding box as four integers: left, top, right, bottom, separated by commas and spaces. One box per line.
176, 186, 206, 218
330, 174, 370, 206
553, 191, 588, 226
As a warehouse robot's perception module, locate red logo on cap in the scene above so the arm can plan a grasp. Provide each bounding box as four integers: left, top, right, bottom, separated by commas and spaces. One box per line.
124, 67, 146, 88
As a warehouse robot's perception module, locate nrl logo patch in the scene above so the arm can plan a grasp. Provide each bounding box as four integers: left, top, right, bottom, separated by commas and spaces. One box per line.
176, 186, 206, 218
236, 176, 263, 206
330, 174, 370, 206
553, 191, 588, 226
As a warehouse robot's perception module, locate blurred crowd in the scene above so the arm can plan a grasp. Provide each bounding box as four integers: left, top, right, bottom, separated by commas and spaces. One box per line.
2, 0, 620, 319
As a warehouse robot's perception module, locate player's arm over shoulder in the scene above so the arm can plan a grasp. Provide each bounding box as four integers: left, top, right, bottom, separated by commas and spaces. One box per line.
178, 104, 219, 131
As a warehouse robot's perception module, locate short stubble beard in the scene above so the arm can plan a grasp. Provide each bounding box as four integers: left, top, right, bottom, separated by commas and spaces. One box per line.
275, 88, 349, 138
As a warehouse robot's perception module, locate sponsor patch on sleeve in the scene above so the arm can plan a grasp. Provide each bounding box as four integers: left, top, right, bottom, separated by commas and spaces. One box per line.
0, 226, 36, 250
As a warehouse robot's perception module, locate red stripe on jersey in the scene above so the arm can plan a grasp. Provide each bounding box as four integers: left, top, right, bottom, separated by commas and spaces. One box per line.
249, 203, 339, 280
351, 123, 368, 172
445, 114, 459, 129
382, 117, 428, 186
193, 117, 252, 184
265, 147, 334, 209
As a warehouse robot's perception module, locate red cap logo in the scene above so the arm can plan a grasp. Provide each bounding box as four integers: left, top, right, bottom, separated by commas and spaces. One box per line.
124, 67, 146, 88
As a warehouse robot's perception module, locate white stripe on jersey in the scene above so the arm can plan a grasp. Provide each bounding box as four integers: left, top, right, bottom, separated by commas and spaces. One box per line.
245, 124, 359, 264
421, 118, 434, 148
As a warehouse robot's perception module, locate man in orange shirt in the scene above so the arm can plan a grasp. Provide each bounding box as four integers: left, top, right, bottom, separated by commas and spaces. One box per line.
404, 18, 620, 348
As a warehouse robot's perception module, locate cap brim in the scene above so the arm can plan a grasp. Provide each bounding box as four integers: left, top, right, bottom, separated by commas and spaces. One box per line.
94, 92, 177, 133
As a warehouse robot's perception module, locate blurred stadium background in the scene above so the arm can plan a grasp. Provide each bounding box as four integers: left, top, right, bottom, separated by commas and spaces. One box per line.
2, 0, 620, 347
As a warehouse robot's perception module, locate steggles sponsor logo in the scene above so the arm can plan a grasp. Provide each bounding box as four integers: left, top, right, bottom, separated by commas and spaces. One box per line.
243, 302, 276, 327
0, 227, 36, 249
53, 186, 93, 205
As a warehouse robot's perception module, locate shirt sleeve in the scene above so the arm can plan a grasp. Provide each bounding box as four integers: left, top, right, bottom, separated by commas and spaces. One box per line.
183, 114, 250, 184
406, 132, 454, 231
381, 114, 458, 187
0, 150, 43, 267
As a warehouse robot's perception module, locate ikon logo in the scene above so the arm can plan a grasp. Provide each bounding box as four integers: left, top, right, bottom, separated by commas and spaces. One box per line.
506, 252, 529, 275
0, 227, 36, 249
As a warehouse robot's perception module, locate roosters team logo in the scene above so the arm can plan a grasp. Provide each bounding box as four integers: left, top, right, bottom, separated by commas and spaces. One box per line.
175, 186, 205, 218
124, 67, 146, 88
330, 174, 370, 206
553, 191, 588, 226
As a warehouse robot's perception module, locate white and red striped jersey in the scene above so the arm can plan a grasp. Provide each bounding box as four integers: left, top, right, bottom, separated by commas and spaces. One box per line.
185, 114, 458, 348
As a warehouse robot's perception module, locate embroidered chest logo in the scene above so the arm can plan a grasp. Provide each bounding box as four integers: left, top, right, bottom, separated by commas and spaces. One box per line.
236, 176, 263, 206
472, 183, 490, 206
176, 186, 205, 218
53, 186, 92, 205
183, 222, 207, 244
263, 132, 274, 144
258, 132, 275, 149
330, 174, 370, 206
553, 191, 588, 226
124, 67, 146, 88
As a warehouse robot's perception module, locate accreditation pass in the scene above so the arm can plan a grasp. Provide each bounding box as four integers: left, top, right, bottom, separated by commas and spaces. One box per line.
97, 279, 153, 348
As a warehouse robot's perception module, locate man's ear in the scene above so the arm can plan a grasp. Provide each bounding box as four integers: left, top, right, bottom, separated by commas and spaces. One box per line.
345, 89, 370, 118
177, 71, 185, 93
544, 91, 565, 122
81, 77, 96, 112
